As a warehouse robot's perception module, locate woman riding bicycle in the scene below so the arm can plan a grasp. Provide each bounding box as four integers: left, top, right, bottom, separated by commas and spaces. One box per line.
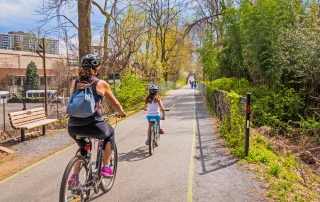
144, 84, 166, 145
67, 54, 126, 183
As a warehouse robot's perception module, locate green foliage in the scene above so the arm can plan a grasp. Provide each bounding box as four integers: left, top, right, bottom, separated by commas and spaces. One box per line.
252, 87, 304, 127
175, 79, 186, 88
272, 13, 320, 88
112, 73, 148, 110
24, 61, 40, 92
205, 77, 305, 128
197, 29, 220, 80
267, 164, 282, 177
199, 0, 320, 94
206, 77, 251, 95
8, 97, 44, 103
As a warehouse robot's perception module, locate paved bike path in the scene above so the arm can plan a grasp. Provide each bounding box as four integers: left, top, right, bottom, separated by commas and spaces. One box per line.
0, 85, 266, 201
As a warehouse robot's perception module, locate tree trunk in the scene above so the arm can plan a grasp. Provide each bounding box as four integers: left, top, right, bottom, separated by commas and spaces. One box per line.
99, 17, 111, 79
78, 0, 92, 60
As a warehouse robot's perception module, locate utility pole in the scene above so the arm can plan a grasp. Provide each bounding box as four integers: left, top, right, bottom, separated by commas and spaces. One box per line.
36, 38, 48, 116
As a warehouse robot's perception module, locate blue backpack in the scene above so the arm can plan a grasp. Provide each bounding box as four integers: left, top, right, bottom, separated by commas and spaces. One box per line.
66, 78, 100, 118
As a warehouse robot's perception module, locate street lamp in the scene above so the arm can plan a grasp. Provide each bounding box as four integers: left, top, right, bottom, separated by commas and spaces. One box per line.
36, 38, 48, 116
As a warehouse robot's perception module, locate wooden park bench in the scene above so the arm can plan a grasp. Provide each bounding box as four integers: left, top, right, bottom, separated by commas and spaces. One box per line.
8, 107, 58, 142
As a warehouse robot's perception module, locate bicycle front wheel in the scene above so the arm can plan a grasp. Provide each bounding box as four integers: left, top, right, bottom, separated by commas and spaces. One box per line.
149, 126, 155, 155
100, 144, 118, 193
59, 156, 90, 202
155, 124, 160, 147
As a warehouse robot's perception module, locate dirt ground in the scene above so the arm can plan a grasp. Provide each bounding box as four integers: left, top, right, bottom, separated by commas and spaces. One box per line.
0, 131, 74, 181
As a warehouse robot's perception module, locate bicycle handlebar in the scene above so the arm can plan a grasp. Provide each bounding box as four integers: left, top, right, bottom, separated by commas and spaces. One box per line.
104, 112, 126, 120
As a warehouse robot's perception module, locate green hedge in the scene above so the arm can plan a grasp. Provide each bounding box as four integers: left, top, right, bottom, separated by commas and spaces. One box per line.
8, 97, 44, 103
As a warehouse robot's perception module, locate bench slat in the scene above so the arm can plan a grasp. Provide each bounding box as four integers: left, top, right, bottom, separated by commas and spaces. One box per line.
9, 111, 45, 121
8, 107, 44, 116
15, 119, 58, 130
11, 114, 46, 125
13, 117, 47, 128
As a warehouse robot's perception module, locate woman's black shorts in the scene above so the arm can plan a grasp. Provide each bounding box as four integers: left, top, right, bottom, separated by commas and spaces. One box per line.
68, 121, 115, 156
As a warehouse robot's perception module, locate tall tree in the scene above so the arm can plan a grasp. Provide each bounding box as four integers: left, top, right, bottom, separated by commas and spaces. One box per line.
24, 61, 40, 92
35, 0, 92, 60
78, 0, 92, 59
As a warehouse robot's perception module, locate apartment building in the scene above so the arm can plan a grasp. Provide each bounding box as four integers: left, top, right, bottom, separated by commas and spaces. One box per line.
0, 31, 59, 55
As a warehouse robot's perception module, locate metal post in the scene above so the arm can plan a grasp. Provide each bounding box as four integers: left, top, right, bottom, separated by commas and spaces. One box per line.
43, 38, 48, 116
2, 97, 5, 130
21, 129, 25, 142
42, 125, 46, 136
245, 93, 251, 156
56, 97, 59, 119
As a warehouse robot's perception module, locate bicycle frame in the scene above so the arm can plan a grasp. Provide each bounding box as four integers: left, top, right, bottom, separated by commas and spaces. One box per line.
60, 113, 121, 202
77, 137, 104, 193
150, 119, 159, 140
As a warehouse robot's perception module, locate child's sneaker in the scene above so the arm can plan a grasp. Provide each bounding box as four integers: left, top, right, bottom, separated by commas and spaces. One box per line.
101, 165, 113, 177
68, 174, 79, 187
159, 128, 164, 134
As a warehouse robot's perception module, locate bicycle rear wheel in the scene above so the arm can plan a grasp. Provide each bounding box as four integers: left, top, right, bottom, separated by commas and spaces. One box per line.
100, 144, 118, 192
59, 156, 90, 202
149, 126, 155, 155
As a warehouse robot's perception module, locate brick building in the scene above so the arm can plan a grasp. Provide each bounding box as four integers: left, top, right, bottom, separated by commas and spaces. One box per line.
0, 49, 78, 93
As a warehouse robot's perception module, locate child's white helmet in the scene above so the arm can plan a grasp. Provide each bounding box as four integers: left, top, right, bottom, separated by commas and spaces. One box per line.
148, 84, 158, 95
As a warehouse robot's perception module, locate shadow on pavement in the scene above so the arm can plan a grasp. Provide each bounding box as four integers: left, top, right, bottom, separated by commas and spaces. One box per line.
118, 146, 150, 162
194, 91, 239, 175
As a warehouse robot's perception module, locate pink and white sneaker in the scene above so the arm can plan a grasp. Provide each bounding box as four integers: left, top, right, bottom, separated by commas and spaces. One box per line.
100, 165, 114, 177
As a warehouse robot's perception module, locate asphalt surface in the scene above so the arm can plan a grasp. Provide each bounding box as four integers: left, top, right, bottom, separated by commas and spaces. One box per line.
0, 84, 266, 202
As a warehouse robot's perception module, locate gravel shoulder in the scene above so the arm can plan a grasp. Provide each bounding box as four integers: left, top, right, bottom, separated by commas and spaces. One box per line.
0, 131, 75, 181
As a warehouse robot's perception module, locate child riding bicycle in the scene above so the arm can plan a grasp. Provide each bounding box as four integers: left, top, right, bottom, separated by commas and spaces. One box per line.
144, 84, 166, 145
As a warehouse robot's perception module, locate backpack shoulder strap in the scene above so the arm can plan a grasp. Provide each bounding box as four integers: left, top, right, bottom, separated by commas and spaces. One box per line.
76, 78, 96, 90
72, 78, 80, 91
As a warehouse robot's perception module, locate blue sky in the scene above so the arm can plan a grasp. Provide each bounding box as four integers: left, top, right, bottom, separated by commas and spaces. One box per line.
0, 0, 106, 38
0, 0, 44, 34
0, 0, 109, 54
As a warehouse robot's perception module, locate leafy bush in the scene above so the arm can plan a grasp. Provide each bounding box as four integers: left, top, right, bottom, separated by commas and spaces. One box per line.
111, 73, 148, 110
8, 97, 44, 103
252, 86, 304, 127
267, 164, 282, 177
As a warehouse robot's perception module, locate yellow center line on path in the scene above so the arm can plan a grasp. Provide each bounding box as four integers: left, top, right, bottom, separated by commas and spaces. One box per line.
0, 143, 76, 185
187, 95, 196, 202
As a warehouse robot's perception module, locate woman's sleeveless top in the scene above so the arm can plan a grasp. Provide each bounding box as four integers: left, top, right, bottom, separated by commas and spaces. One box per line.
68, 76, 104, 126
147, 101, 160, 116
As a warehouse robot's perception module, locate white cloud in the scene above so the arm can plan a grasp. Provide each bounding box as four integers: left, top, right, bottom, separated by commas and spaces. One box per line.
0, 0, 42, 29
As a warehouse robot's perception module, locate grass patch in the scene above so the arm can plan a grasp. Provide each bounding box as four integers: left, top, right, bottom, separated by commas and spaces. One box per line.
206, 91, 320, 201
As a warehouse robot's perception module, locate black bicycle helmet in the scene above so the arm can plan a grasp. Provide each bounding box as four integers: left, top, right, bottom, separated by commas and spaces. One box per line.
80, 54, 101, 69
148, 84, 159, 95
